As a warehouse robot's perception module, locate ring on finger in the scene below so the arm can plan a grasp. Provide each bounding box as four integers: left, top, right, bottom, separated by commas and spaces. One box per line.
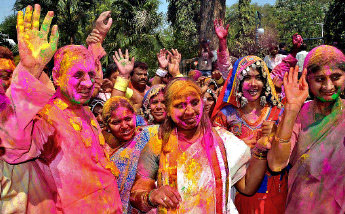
163, 196, 167, 201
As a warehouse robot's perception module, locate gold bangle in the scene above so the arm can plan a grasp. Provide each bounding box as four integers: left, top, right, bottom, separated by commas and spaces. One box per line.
113, 76, 130, 92
251, 146, 268, 160
274, 136, 290, 144
252, 153, 267, 160
175, 74, 184, 78
216, 77, 224, 85
125, 88, 133, 99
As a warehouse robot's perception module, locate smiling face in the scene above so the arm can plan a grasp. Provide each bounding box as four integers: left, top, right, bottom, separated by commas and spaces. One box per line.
149, 92, 166, 123
169, 87, 203, 131
55, 53, 96, 105
241, 67, 264, 102
203, 92, 215, 116
308, 66, 345, 102
108, 106, 136, 142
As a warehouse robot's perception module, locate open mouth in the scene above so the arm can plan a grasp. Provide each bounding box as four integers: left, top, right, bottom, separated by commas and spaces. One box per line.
321, 91, 336, 96
78, 90, 91, 98
121, 129, 133, 136
248, 89, 259, 96
153, 112, 165, 116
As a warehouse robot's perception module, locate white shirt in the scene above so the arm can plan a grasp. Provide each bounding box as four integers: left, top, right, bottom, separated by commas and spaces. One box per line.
296, 50, 309, 73
264, 54, 287, 70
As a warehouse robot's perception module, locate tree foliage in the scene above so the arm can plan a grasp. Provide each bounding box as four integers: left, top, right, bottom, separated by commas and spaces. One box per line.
8, 0, 163, 75
274, 0, 331, 48
0, 14, 17, 44
324, 0, 345, 51
14, 0, 95, 45
2, 0, 341, 73
167, 0, 200, 59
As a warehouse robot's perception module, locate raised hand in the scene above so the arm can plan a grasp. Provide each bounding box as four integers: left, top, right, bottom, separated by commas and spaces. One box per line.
157, 48, 169, 69
284, 66, 309, 110
112, 49, 134, 78
214, 19, 229, 40
17, 4, 59, 78
86, 29, 102, 45
149, 185, 182, 209
94, 11, 112, 42
167, 49, 181, 77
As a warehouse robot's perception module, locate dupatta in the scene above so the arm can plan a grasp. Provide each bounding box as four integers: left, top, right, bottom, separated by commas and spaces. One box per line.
212, 56, 281, 119
287, 99, 345, 213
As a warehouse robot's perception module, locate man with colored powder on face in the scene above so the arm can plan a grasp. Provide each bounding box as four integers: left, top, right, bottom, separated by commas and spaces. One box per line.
0, 4, 122, 213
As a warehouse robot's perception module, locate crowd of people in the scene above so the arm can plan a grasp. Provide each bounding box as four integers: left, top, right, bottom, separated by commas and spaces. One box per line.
0, 4, 344, 214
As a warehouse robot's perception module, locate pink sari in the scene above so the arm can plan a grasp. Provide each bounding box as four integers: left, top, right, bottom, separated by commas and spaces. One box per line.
287, 99, 345, 213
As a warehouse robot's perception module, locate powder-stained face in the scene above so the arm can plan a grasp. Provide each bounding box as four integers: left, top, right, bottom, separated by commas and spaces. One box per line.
0, 69, 13, 91
241, 68, 264, 102
131, 68, 148, 88
203, 92, 215, 116
308, 66, 345, 102
108, 106, 136, 142
149, 92, 166, 123
292, 34, 303, 48
169, 87, 203, 131
57, 55, 96, 105
0, 59, 14, 91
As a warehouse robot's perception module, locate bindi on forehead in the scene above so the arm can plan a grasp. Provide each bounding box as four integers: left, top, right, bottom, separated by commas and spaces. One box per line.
111, 107, 133, 117
172, 94, 200, 106
318, 66, 343, 76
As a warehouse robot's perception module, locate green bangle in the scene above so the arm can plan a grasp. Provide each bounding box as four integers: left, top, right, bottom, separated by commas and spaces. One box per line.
148, 190, 156, 207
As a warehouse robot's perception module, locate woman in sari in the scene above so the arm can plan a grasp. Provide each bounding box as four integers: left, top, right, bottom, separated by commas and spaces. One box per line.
102, 96, 159, 213
212, 19, 287, 214
130, 78, 271, 214
140, 84, 166, 125
268, 45, 345, 213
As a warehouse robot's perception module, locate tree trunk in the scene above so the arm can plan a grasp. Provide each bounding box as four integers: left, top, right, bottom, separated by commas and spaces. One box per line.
199, 0, 226, 50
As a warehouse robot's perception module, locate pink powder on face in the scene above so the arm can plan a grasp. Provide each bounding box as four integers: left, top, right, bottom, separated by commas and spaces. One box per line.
54, 46, 96, 104
323, 66, 332, 76
304, 45, 345, 74
170, 91, 203, 130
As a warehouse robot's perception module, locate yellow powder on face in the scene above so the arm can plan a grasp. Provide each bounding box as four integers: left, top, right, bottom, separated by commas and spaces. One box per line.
166, 79, 202, 109
168, 86, 201, 111
0, 59, 15, 71
102, 96, 134, 124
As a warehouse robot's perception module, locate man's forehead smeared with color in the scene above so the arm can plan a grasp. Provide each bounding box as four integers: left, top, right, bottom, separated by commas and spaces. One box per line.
53, 45, 95, 78
52, 45, 97, 105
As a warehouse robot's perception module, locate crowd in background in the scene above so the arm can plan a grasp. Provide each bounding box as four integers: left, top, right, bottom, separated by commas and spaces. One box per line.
0, 4, 344, 214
